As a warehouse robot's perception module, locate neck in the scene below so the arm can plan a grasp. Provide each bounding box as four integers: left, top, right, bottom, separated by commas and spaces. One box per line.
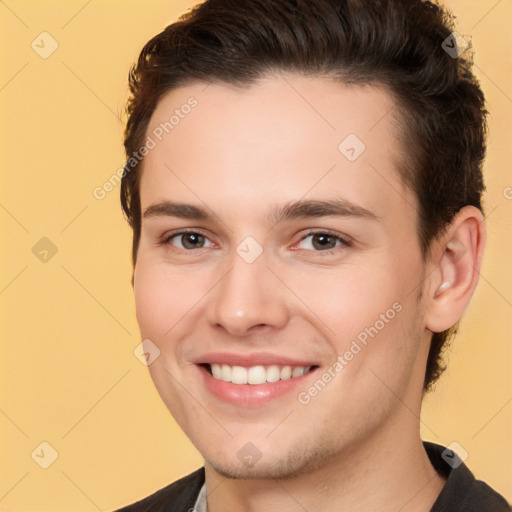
205, 412, 445, 512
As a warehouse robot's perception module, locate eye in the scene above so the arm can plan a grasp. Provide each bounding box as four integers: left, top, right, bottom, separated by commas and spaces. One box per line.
296, 232, 348, 251
166, 232, 214, 250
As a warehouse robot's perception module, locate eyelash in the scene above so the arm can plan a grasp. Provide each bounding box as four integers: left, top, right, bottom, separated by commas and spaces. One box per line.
157, 228, 213, 249
158, 228, 351, 254
296, 229, 352, 254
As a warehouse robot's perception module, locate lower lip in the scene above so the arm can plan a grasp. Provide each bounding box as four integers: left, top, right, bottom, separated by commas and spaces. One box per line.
198, 365, 317, 407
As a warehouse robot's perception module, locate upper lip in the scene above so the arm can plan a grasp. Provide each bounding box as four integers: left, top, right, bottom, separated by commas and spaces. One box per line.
193, 352, 318, 367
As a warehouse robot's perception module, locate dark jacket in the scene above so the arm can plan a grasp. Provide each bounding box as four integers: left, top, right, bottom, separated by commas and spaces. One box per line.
115, 442, 510, 511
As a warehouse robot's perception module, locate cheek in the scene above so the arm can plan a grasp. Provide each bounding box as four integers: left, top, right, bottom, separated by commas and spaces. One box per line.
294, 255, 421, 377
285, 259, 406, 340
133, 263, 192, 339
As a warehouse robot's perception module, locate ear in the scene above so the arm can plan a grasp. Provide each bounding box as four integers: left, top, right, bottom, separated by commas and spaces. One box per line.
424, 206, 486, 333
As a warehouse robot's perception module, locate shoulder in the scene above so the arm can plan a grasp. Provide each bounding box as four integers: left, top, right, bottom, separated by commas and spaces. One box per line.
114, 467, 205, 512
424, 442, 510, 512
460, 480, 512, 511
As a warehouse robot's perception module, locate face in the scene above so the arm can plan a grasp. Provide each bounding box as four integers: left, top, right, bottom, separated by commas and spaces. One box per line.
134, 75, 432, 479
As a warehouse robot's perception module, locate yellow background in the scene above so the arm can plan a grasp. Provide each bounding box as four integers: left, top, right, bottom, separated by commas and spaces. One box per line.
0, 0, 510, 510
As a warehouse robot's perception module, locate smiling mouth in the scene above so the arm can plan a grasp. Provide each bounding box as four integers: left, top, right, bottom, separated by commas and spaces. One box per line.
203, 363, 318, 385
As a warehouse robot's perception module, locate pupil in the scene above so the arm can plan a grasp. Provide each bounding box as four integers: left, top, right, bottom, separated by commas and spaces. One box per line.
313, 234, 335, 250
184, 233, 203, 248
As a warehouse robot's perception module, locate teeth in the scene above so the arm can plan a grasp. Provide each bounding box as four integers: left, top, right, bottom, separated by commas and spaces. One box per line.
209, 363, 312, 385
280, 366, 292, 380
248, 366, 266, 384
211, 363, 223, 379
221, 364, 232, 382
292, 367, 305, 378
231, 365, 248, 384
266, 365, 281, 383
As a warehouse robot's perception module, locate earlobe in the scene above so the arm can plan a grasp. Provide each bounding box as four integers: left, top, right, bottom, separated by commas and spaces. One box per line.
425, 206, 486, 333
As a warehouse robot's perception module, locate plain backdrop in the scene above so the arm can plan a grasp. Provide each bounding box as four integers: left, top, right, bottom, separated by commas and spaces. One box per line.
0, 0, 510, 510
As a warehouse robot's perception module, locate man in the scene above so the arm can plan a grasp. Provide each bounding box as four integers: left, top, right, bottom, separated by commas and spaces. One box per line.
116, 0, 510, 510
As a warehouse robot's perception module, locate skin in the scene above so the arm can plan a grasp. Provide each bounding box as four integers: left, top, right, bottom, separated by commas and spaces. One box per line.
133, 74, 485, 511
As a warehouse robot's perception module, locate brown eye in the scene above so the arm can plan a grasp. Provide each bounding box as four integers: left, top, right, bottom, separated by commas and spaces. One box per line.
311, 234, 338, 250
297, 232, 347, 251
171, 232, 211, 249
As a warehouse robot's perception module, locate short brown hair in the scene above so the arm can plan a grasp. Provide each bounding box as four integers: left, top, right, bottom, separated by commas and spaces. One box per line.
121, 0, 487, 392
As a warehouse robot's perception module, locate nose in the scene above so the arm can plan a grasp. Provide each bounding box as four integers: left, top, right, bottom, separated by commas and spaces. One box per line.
206, 251, 290, 337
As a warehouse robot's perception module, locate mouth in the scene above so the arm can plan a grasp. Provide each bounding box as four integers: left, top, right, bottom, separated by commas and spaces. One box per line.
202, 363, 318, 385
195, 355, 320, 407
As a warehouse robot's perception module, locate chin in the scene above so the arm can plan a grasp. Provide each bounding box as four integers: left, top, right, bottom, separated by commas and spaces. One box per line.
206, 459, 306, 481
204, 441, 339, 481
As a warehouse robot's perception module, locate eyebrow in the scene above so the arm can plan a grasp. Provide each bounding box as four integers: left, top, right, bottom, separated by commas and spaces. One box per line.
142, 198, 378, 224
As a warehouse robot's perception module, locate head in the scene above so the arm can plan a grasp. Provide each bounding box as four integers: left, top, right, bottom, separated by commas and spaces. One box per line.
121, 0, 487, 478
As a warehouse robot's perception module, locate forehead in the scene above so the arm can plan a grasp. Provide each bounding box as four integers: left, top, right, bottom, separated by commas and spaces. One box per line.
140, 74, 414, 222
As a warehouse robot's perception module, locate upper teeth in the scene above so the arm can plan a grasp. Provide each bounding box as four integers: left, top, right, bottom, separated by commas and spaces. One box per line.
210, 364, 311, 385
